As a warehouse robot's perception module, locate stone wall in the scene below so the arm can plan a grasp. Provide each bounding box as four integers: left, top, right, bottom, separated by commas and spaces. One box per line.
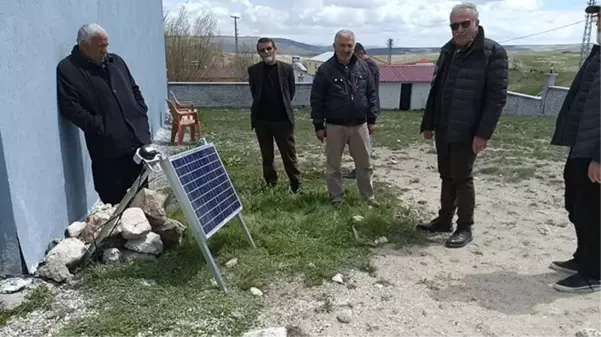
168, 82, 570, 116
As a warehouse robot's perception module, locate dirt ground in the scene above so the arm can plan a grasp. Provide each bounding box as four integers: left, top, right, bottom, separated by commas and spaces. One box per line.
255, 145, 601, 336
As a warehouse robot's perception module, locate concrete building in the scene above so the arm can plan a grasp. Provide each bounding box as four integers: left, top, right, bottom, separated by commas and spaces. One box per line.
304, 51, 334, 75
377, 65, 435, 110
0, 0, 167, 276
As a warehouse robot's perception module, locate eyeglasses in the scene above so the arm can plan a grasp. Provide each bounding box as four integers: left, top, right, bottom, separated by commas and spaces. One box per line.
450, 20, 472, 30
258, 46, 273, 53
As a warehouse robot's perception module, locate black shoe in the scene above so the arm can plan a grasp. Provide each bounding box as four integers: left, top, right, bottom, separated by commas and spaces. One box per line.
445, 227, 472, 248
331, 196, 343, 207
416, 217, 453, 233
343, 170, 357, 180
553, 273, 600, 293
550, 259, 578, 274
290, 182, 300, 193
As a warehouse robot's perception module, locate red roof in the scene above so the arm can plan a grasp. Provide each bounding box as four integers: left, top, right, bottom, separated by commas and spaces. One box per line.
379, 64, 435, 83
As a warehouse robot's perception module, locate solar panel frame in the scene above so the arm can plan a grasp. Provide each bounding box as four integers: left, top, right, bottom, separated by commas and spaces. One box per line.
163, 142, 243, 239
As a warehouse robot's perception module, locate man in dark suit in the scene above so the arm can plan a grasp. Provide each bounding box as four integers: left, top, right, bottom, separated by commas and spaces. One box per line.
248, 37, 301, 192
57, 24, 151, 205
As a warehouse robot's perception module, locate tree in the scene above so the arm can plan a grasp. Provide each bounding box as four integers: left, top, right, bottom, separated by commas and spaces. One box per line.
230, 43, 260, 81
163, 7, 222, 81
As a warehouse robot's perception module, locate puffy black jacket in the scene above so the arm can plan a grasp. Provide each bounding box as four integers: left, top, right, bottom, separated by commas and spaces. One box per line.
57, 46, 151, 161
551, 45, 600, 163
310, 54, 378, 131
421, 26, 508, 142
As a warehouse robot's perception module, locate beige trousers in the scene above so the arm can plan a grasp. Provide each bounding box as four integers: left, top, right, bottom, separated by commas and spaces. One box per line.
325, 123, 374, 200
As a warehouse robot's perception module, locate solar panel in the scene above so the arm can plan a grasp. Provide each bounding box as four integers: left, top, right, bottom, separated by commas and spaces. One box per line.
170, 144, 242, 237
160, 141, 256, 293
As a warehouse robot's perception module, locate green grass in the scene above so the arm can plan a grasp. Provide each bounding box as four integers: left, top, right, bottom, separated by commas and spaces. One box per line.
0, 285, 54, 326
54, 109, 567, 336
58, 109, 424, 337
507, 51, 580, 95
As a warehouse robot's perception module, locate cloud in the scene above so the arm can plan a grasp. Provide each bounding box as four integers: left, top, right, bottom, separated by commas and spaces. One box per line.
163, 0, 587, 47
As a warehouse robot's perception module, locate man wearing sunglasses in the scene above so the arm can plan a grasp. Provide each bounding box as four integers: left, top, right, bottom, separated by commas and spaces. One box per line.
248, 37, 301, 193
548, 4, 600, 293
418, 2, 508, 248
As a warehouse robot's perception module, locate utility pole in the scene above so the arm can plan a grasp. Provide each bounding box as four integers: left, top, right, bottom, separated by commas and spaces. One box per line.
579, 0, 596, 66
231, 15, 240, 54
386, 38, 394, 64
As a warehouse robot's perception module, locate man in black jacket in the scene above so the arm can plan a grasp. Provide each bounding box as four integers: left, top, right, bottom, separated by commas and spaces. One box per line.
418, 3, 508, 248
548, 4, 600, 293
310, 29, 379, 206
344, 42, 379, 180
248, 37, 300, 192
57, 24, 151, 205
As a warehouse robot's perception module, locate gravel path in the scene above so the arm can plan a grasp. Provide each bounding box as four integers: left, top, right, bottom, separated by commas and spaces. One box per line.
255, 145, 601, 336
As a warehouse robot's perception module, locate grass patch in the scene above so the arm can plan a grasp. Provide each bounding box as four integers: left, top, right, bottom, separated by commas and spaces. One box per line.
0, 285, 54, 326
59, 109, 424, 337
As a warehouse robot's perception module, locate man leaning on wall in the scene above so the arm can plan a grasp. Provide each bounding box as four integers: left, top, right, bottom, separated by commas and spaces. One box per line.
417, 2, 508, 248
247, 37, 301, 193
57, 24, 152, 205
547, 4, 600, 294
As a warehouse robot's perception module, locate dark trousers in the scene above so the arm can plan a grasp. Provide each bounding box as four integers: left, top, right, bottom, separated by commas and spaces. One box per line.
564, 158, 600, 280
91, 153, 147, 205
254, 121, 301, 189
435, 136, 477, 227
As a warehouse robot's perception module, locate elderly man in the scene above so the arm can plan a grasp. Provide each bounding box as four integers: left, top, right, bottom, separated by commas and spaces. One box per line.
310, 29, 379, 206
418, 2, 508, 248
57, 24, 151, 205
248, 37, 300, 193
344, 42, 379, 180
548, 4, 600, 293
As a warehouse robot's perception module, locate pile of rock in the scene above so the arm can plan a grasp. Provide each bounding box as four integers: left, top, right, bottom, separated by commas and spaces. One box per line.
37, 188, 184, 283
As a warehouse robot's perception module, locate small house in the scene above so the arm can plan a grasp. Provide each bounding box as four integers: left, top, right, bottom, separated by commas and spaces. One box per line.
378, 64, 435, 110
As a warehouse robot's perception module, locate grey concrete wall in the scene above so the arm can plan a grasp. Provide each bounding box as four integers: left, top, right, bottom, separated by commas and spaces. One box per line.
168, 82, 570, 116
502, 92, 542, 116
0, 0, 167, 275
543, 86, 569, 116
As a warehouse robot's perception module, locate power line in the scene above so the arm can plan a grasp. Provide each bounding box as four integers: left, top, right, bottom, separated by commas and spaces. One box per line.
499, 20, 586, 44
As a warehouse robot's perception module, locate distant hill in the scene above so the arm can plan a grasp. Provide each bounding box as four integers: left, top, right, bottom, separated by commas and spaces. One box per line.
214, 36, 582, 56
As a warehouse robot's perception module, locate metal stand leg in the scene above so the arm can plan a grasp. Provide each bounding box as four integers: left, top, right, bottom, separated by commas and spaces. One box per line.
237, 213, 256, 248
198, 238, 228, 293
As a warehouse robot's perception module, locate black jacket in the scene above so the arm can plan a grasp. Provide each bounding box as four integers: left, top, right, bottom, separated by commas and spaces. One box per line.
551, 44, 600, 163
248, 61, 296, 129
57, 46, 151, 161
421, 26, 508, 142
310, 54, 378, 131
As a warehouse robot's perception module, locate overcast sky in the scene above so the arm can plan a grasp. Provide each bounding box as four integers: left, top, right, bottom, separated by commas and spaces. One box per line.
162, 0, 590, 47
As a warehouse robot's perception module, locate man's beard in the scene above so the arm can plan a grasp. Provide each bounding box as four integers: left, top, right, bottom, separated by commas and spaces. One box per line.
262, 55, 275, 64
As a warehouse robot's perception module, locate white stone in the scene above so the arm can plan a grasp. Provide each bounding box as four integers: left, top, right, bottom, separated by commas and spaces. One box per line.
332, 273, 344, 284
102, 248, 122, 264
129, 188, 167, 226
374, 236, 388, 245
576, 329, 601, 337
46, 238, 86, 268
122, 250, 156, 261
250, 287, 263, 296
242, 327, 287, 337
0, 278, 33, 294
37, 256, 72, 283
352, 215, 364, 223
336, 308, 353, 323
225, 258, 238, 268
67, 221, 87, 238
125, 232, 164, 255
120, 208, 151, 240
